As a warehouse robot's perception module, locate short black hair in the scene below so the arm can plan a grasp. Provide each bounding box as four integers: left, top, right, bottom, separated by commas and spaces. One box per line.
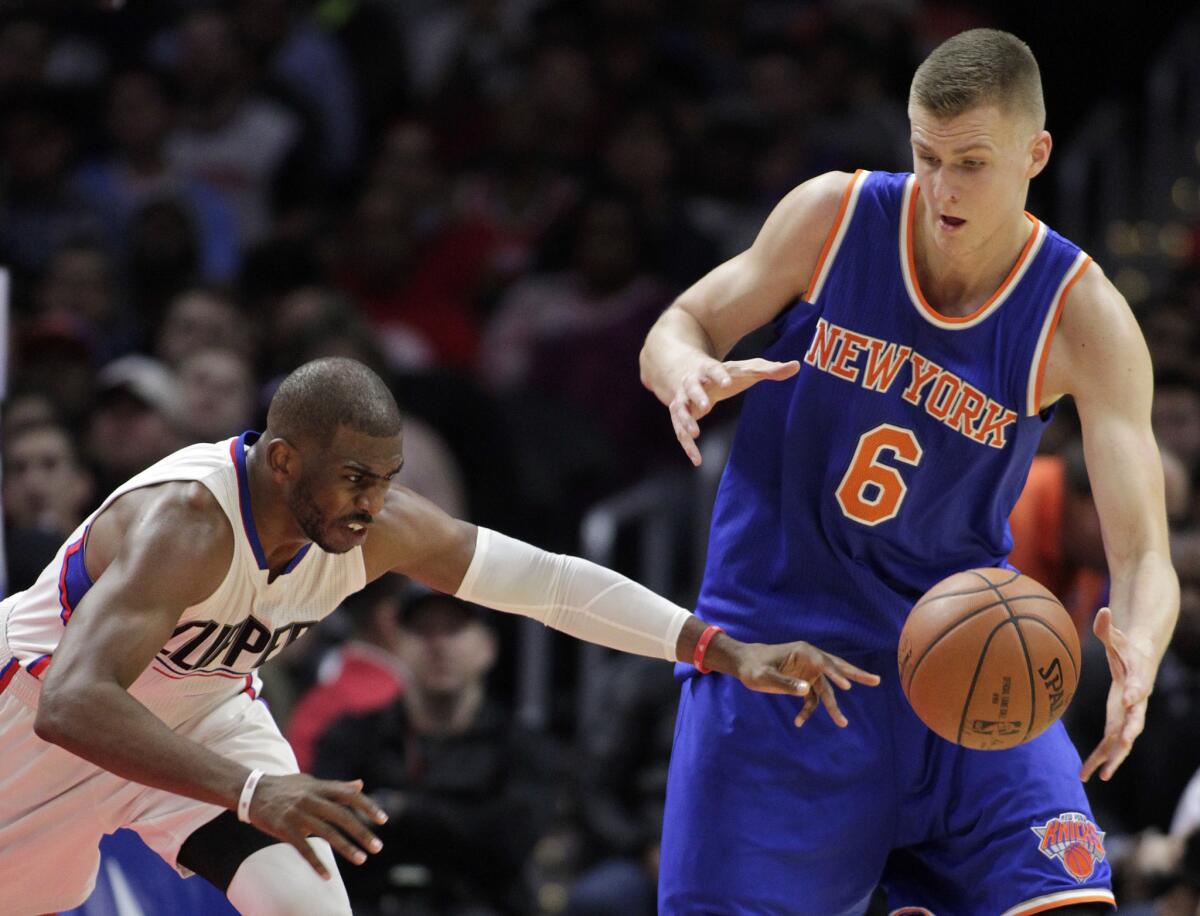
266, 357, 402, 445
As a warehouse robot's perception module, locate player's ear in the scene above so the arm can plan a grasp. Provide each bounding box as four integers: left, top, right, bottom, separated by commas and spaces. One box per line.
1026, 129, 1051, 179
265, 437, 301, 483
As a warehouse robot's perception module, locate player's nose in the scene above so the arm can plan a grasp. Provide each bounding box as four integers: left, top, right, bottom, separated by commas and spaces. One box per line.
356, 483, 387, 516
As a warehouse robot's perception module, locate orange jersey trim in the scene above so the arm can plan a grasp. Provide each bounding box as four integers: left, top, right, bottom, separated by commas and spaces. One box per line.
1004, 891, 1115, 916
1031, 254, 1093, 414
804, 169, 866, 301
904, 183, 1041, 324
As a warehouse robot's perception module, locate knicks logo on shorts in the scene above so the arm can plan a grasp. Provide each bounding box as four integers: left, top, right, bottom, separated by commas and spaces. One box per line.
1031, 812, 1106, 882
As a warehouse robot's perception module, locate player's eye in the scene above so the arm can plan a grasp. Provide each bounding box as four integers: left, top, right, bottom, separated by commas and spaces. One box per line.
962, 160, 984, 169
920, 155, 937, 164
346, 474, 363, 484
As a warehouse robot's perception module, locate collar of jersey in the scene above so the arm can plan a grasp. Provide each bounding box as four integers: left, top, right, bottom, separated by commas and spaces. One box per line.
231, 430, 312, 576
901, 175, 1046, 330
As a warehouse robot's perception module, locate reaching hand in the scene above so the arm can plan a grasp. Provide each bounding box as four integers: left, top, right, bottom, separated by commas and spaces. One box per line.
731, 641, 880, 727
249, 774, 388, 879
669, 358, 800, 465
1080, 608, 1157, 782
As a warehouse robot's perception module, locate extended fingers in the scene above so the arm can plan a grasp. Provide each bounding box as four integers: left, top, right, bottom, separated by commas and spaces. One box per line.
684, 375, 711, 413
728, 359, 800, 381
331, 782, 389, 826
669, 405, 702, 465
841, 663, 881, 686
298, 812, 370, 869
287, 825, 333, 879
706, 364, 734, 388
1100, 702, 1148, 780
816, 679, 849, 727
794, 690, 818, 727
311, 796, 383, 859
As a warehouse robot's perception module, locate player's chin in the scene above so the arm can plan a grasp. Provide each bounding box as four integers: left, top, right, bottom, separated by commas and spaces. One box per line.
325, 523, 370, 553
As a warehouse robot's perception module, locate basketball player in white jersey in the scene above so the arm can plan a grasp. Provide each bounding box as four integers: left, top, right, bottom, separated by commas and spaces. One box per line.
0, 357, 879, 915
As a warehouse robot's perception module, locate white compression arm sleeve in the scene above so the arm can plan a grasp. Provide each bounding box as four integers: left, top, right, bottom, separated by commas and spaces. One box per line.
454, 528, 692, 662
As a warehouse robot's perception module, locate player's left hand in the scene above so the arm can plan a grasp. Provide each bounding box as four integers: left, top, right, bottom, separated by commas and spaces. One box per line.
731, 641, 880, 728
1080, 607, 1157, 782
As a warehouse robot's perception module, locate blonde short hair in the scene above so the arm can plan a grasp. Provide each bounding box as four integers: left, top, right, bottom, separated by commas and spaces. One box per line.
910, 29, 1045, 129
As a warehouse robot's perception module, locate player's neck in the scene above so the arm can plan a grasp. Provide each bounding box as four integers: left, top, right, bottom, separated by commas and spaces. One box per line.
913, 206, 1032, 318
244, 441, 311, 573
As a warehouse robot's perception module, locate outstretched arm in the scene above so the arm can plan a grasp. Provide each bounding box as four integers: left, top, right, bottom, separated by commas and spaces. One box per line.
1042, 264, 1180, 782
365, 487, 879, 726
639, 171, 852, 464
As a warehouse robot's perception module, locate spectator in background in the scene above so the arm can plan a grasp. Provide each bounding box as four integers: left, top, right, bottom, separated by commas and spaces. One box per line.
155, 286, 251, 369
85, 355, 185, 494
3, 420, 94, 538
1010, 438, 1190, 635
126, 196, 204, 335
1008, 443, 1115, 635
1154, 371, 1200, 520
234, 0, 362, 179
1068, 483, 1200, 839
12, 314, 99, 428
2, 420, 95, 594
0, 90, 105, 275
36, 238, 137, 361
165, 7, 304, 245
452, 92, 579, 306
600, 106, 719, 287
176, 347, 257, 443
75, 69, 241, 286
286, 577, 408, 773
314, 593, 560, 916
0, 16, 51, 94
566, 656, 678, 916
1140, 300, 1198, 384
481, 191, 671, 466
266, 285, 388, 378
332, 179, 488, 372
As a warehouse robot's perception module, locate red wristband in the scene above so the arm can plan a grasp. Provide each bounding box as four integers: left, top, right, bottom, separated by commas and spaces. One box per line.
693, 624, 724, 674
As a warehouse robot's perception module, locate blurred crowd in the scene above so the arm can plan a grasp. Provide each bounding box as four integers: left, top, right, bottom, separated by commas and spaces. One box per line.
3, 0, 1200, 913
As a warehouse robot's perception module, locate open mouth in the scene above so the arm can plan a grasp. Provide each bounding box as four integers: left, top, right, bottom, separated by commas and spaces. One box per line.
940, 214, 966, 229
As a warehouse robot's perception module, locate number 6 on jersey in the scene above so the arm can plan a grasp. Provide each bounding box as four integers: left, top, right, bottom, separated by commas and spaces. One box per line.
836, 424, 923, 525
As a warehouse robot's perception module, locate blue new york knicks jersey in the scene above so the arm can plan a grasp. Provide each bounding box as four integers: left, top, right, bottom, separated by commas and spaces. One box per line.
659, 170, 1114, 915
696, 169, 1092, 655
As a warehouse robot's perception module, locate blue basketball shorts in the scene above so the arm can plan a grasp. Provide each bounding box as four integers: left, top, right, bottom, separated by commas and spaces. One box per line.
658, 650, 1115, 915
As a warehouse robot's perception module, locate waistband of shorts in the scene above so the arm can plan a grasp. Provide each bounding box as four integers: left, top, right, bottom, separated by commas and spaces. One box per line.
0, 659, 41, 710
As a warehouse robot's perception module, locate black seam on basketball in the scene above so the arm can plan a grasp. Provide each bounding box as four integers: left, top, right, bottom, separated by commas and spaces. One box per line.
910, 569, 1023, 612
973, 571, 1037, 743
1011, 616, 1080, 681
903, 594, 1055, 694
955, 617, 1019, 745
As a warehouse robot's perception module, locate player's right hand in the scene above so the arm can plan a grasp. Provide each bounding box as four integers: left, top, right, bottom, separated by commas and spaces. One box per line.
248, 773, 388, 879
731, 640, 880, 728
669, 358, 800, 465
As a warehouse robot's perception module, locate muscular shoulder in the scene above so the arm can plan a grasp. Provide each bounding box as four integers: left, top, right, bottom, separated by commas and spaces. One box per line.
361, 484, 475, 590
87, 481, 234, 606
1045, 261, 1151, 408
761, 171, 855, 251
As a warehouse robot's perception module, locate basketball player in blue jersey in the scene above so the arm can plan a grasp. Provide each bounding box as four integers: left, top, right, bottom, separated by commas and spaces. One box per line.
641, 29, 1179, 916
0, 357, 878, 916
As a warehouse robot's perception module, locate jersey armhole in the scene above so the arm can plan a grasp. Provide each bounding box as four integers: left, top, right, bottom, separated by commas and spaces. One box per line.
1025, 251, 1092, 416
802, 169, 869, 305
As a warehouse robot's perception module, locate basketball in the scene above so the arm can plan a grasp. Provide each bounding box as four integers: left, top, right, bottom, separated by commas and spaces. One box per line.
898, 568, 1080, 751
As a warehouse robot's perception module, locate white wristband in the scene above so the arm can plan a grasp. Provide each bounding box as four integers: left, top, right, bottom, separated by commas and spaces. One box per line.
237, 768, 265, 823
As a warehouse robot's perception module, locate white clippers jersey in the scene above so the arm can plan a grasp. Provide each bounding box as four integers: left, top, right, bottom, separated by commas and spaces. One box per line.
0, 432, 366, 727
